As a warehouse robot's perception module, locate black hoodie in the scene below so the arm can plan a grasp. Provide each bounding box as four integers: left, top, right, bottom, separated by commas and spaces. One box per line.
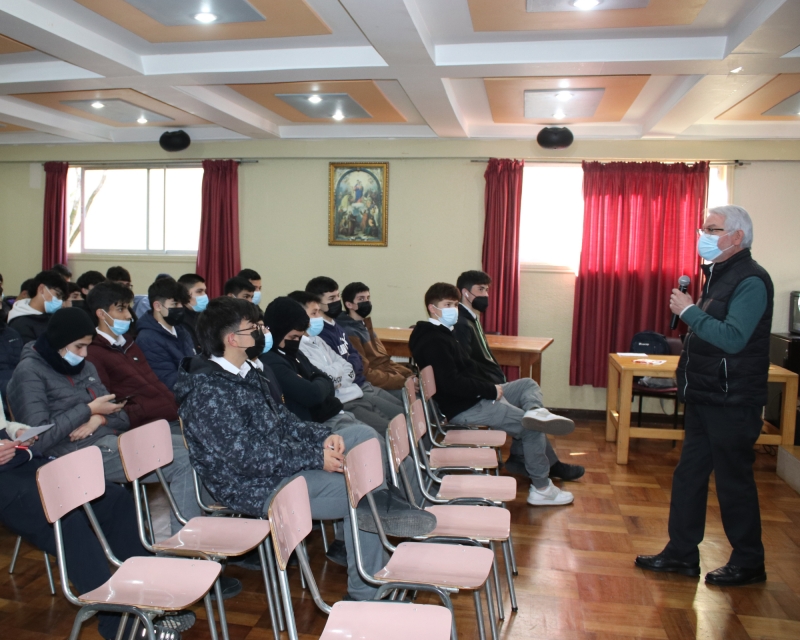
408, 320, 498, 419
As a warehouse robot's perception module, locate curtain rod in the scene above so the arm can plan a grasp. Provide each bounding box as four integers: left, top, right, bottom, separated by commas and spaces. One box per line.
32, 158, 261, 167
469, 159, 750, 166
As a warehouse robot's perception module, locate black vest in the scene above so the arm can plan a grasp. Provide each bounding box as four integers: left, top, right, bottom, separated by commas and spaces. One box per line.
677, 249, 773, 407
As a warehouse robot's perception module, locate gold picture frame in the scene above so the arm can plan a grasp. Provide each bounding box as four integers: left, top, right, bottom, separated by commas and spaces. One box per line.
329, 162, 388, 246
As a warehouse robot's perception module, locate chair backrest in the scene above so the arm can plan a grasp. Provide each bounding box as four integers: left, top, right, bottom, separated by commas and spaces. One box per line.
387, 413, 410, 473
666, 337, 683, 355
408, 398, 427, 444
404, 375, 417, 404
36, 446, 106, 523
419, 365, 436, 401
343, 438, 384, 509
118, 419, 174, 481
268, 476, 312, 571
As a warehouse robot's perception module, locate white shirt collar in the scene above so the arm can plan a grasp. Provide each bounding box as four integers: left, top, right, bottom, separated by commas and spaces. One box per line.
159, 322, 177, 337
96, 327, 125, 347
428, 318, 454, 331
460, 303, 477, 320
210, 355, 247, 378
323, 317, 335, 325
246, 359, 264, 373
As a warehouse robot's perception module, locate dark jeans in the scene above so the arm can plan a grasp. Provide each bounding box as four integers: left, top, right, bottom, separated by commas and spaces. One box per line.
664, 403, 765, 568
0, 459, 148, 639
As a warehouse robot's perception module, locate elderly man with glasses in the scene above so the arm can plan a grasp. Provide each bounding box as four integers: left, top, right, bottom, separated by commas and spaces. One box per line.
635, 205, 774, 587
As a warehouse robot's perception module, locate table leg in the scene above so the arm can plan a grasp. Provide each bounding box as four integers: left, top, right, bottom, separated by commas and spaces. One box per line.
528, 354, 541, 385
780, 377, 798, 447
616, 372, 634, 465
606, 361, 620, 442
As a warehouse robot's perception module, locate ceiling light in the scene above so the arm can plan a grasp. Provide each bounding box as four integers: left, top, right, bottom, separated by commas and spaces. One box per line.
556, 91, 573, 102
553, 109, 566, 120
730, 66, 743, 74
308, 95, 322, 104
572, 0, 601, 10
559, 79, 570, 89
332, 110, 345, 121
91, 101, 104, 109
137, 116, 148, 124
194, 12, 217, 23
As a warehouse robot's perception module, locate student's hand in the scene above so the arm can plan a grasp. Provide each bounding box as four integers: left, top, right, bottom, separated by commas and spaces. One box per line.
494, 385, 504, 401
69, 415, 104, 441
323, 448, 345, 473
0, 440, 19, 465
89, 394, 123, 415
324, 434, 346, 455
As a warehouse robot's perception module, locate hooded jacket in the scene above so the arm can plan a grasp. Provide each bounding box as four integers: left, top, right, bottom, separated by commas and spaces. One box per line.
337, 315, 413, 390
319, 319, 367, 386
453, 304, 505, 386
87, 332, 179, 428
175, 356, 330, 516
6, 343, 130, 457
408, 320, 498, 419
0, 323, 23, 397
7, 300, 50, 345
134, 311, 195, 391
299, 335, 363, 404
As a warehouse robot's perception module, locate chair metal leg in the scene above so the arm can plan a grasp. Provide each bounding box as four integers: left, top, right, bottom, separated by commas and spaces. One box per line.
277, 567, 298, 640
298, 541, 307, 590
484, 582, 499, 640
264, 538, 285, 631
257, 542, 280, 640
126, 616, 140, 640
506, 528, 518, 576
141, 485, 155, 546
319, 520, 329, 552
114, 613, 130, 640
9, 535, 22, 574
637, 393, 644, 428
69, 607, 97, 640
501, 540, 518, 612
473, 589, 487, 640
204, 593, 219, 640
214, 578, 231, 640
44, 553, 56, 595
489, 542, 504, 620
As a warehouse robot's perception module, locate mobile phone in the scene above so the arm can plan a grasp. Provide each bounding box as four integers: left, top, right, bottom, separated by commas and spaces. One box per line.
112, 395, 135, 404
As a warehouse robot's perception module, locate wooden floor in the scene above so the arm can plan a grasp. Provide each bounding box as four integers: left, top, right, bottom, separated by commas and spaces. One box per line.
3, 419, 800, 640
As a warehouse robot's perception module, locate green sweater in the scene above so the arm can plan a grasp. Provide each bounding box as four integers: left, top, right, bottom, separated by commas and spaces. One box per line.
681, 276, 767, 355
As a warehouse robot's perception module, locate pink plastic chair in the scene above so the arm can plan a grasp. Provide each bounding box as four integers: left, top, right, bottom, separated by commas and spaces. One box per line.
118, 420, 279, 640
344, 438, 497, 640
35, 446, 221, 640
268, 476, 452, 640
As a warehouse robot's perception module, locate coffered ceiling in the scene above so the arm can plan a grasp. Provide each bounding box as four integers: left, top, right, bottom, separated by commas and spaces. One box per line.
0, 0, 798, 145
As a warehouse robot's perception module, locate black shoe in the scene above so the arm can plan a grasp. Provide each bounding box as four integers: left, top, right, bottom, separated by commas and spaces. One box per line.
549, 461, 585, 481
210, 575, 243, 601
503, 454, 527, 476
325, 539, 348, 567
229, 548, 262, 571
356, 487, 437, 537
156, 611, 196, 633
705, 564, 766, 587
635, 553, 700, 577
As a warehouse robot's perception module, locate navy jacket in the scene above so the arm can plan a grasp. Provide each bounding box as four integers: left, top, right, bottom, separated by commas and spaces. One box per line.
0, 323, 23, 397
134, 311, 195, 391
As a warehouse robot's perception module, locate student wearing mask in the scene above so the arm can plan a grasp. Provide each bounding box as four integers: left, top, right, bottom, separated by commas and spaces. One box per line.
224, 276, 255, 301
51, 263, 72, 282
237, 268, 263, 307
177, 273, 207, 351
7, 270, 69, 344
64, 282, 83, 309
106, 266, 132, 290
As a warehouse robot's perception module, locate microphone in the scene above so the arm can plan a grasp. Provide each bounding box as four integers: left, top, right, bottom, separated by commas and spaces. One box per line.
670, 275, 691, 330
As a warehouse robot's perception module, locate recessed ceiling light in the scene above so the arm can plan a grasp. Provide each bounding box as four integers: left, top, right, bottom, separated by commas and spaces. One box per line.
308, 95, 322, 104
137, 116, 148, 124
553, 109, 566, 120
730, 66, 743, 74
572, 0, 601, 10
559, 79, 570, 89
332, 110, 345, 121
194, 12, 217, 23
91, 101, 104, 109
556, 91, 573, 102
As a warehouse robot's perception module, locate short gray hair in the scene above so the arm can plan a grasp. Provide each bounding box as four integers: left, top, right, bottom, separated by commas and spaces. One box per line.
707, 205, 753, 248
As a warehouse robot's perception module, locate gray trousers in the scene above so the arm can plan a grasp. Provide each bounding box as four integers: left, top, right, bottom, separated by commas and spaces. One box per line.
449, 378, 558, 488
95, 434, 200, 536
360, 382, 404, 418
265, 424, 387, 600
342, 398, 392, 435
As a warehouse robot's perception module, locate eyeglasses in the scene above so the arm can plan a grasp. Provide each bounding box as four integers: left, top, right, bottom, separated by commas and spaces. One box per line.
696, 227, 727, 236
234, 326, 258, 335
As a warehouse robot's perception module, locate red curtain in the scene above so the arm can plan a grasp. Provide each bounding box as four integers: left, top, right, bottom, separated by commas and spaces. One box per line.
42, 162, 69, 270
482, 158, 524, 381
569, 161, 709, 388
197, 160, 241, 299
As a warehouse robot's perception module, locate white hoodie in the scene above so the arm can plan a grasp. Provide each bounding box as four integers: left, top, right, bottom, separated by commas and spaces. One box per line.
6, 298, 42, 323
300, 335, 363, 404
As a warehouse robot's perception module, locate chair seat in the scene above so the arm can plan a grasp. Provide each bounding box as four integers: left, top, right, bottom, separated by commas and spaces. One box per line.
437, 475, 517, 502
79, 556, 220, 611
374, 542, 494, 590
153, 517, 271, 557
321, 601, 452, 640
632, 383, 677, 395
429, 447, 498, 470
442, 430, 506, 447
422, 505, 510, 541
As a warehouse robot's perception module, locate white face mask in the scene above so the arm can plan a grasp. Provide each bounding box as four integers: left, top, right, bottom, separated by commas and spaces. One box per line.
437, 306, 459, 328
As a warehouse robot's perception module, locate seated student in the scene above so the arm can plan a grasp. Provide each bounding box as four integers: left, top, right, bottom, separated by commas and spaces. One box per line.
135, 278, 195, 392
289, 290, 396, 433
86, 282, 180, 428
224, 276, 255, 301
64, 282, 83, 309
7, 270, 68, 344
409, 283, 575, 507
237, 268, 263, 306
106, 266, 132, 289
0, 301, 22, 398
177, 273, 207, 351
306, 276, 404, 418
454, 270, 583, 482
51, 263, 72, 282
77, 270, 106, 299
175, 296, 390, 601
6, 308, 200, 535
338, 281, 413, 399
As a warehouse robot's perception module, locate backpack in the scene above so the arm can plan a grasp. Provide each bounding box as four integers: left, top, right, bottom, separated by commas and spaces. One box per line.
629, 331, 671, 356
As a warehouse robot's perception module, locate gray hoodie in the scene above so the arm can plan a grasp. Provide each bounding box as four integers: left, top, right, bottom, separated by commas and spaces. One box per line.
300, 335, 363, 404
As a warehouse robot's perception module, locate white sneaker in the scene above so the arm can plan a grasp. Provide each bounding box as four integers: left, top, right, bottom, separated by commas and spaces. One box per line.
522, 408, 575, 436
527, 479, 574, 506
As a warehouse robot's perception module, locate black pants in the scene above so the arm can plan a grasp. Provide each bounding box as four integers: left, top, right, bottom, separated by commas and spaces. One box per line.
664, 403, 765, 568
0, 459, 148, 639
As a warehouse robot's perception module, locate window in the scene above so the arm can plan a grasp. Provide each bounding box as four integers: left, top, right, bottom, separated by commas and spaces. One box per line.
707, 164, 730, 209
67, 166, 203, 254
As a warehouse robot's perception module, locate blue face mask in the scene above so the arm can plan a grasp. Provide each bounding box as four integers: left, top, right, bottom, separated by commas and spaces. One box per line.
252, 291, 262, 306
62, 349, 84, 366
263, 331, 273, 353
192, 294, 209, 312
103, 310, 131, 336
307, 317, 324, 337
437, 306, 459, 328
44, 289, 63, 314
697, 232, 731, 261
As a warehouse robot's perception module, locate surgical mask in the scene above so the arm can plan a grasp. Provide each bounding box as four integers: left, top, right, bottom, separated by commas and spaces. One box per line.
192, 294, 209, 312
162, 307, 185, 327
282, 338, 301, 356
697, 232, 731, 261
252, 291, 262, 305
263, 331, 273, 353
44, 289, 63, 314
245, 330, 266, 360
103, 310, 131, 336
308, 317, 324, 337
325, 300, 343, 319
62, 349, 84, 366
437, 306, 459, 328
470, 295, 489, 313
355, 301, 372, 319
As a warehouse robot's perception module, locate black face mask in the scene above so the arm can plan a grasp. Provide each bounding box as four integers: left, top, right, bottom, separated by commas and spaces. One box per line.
355, 301, 372, 319
471, 295, 490, 313
325, 300, 343, 319
163, 307, 186, 327
282, 338, 301, 356
245, 330, 266, 360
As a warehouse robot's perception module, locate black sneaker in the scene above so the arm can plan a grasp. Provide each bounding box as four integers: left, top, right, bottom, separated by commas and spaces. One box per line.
325, 539, 348, 566
156, 611, 196, 633
210, 575, 243, 601
229, 549, 261, 571
356, 487, 437, 537
549, 461, 585, 481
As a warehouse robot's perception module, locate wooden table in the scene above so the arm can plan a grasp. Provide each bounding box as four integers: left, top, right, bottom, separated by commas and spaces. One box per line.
374, 328, 554, 384
606, 354, 799, 464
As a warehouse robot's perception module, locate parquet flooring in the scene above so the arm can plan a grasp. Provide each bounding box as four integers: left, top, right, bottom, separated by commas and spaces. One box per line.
2, 419, 800, 639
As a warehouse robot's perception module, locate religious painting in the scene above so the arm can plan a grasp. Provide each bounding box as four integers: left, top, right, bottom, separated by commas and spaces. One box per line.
329, 162, 388, 246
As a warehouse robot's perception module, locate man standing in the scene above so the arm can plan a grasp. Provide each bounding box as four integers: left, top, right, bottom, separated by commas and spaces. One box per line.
636, 205, 773, 587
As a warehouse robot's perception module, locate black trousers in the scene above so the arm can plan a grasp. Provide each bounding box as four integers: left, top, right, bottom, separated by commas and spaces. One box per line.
0, 459, 148, 639
664, 403, 765, 568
